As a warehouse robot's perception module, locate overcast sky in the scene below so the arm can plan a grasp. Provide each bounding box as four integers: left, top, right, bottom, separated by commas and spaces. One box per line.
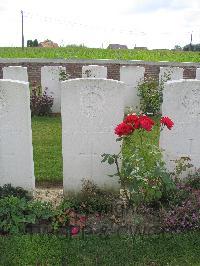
0, 0, 200, 49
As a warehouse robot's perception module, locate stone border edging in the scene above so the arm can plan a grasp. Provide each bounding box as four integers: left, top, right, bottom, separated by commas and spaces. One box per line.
0, 58, 200, 67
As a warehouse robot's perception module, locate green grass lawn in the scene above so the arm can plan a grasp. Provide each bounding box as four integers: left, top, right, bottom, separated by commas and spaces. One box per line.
1, 47, 200, 62
31, 116, 160, 184
31, 116, 62, 183
1, 231, 200, 265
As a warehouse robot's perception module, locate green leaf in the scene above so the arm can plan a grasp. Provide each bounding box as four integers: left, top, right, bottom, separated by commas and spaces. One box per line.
108, 157, 115, 165
101, 154, 109, 163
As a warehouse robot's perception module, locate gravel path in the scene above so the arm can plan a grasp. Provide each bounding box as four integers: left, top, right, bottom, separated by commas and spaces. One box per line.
33, 188, 64, 208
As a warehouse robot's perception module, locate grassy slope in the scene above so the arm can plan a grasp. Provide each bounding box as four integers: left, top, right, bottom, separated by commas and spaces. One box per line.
1, 47, 200, 62
0, 232, 200, 265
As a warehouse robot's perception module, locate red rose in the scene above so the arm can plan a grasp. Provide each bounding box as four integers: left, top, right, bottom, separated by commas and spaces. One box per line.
160, 117, 174, 130
71, 227, 79, 235
139, 115, 155, 131
114, 122, 134, 137
123, 114, 140, 129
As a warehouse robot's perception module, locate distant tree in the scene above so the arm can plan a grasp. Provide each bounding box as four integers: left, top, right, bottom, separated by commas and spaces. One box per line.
174, 45, 182, 50
27, 39, 39, 47
183, 44, 194, 51
194, 44, 200, 51
183, 43, 200, 51
33, 39, 39, 47
64, 44, 87, 48
27, 40, 33, 47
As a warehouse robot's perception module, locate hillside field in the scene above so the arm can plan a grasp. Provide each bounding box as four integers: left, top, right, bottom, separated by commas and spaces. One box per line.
1, 47, 200, 62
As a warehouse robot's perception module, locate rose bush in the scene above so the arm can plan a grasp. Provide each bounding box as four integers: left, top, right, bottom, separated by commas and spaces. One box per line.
102, 113, 175, 205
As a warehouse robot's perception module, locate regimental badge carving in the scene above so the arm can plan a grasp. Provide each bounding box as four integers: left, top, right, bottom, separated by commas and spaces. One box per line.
80, 87, 105, 118
182, 88, 200, 116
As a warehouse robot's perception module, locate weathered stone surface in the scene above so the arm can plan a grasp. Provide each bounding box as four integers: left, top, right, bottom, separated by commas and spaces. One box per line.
41, 66, 66, 113
0, 79, 34, 192
160, 79, 200, 176
61, 78, 125, 195
3, 66, 28, 82
82, 65, 107, 78
120, 66, 145, 111
159, 67, 183, 83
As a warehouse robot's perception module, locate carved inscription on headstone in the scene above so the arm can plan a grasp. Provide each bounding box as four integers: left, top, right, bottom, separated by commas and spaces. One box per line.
80, 87, 105, 118
61, 78, 125, 195
182, 88, 200, 116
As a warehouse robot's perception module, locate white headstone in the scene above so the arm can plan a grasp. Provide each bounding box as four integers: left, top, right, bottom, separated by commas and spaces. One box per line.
3, 66, 28, 82
120, 66, 145, 111
159, 67, 183, 83
61, 78, 125, 195
82, 65, 107, 78
160, 79, 200, 176
196, 68, 200, 80
0, 79, 34, 192
41, 66, 66, 113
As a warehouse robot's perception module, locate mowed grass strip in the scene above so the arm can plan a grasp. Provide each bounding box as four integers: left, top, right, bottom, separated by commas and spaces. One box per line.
1, 47, 200, 62
31, 116, 62, 183
1, 232, 200, 265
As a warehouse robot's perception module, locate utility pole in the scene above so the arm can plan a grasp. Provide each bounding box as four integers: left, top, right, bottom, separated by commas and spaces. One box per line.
189, 32, 193, 51
21, 10, 24, 49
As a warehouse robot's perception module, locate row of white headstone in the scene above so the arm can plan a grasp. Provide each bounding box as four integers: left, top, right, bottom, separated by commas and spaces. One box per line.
1, 66, 200, 195
0, 77, 125, 196
4, 65, 200, 113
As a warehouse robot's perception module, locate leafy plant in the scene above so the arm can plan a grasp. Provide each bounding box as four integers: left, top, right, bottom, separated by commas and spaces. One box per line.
63, 179, 116, 214
27, 201, 54, 223
102, 114, 175, 205
0, 196, 35, 234
51, 200, 86, 236
59, 69, 70, 81
159, 182, 191, 207
30, 86, 53, 116
172, 156, 193, 181
161, 190, 200, 232
51, 201, 71, 232
137, 72, 171, 115
185, 169, 200, 189
0, 184, 31, 200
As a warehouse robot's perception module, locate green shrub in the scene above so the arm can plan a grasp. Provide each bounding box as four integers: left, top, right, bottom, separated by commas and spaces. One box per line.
0, 196, 35, 234
185, 170, 200, 189
27, 201, 54, 223
30, 86, 53, 116
102, 114, 175, 205
137, 72, 171, 115
0, 184, 31, 200
0, 196, 55, 234
137, 77, 161, 115
63, 179, 116, 214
